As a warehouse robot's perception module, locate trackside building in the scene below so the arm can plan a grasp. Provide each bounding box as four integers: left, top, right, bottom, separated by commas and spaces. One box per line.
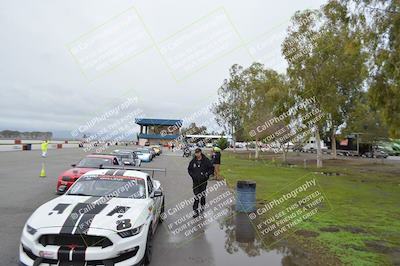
135, 118, 183, 146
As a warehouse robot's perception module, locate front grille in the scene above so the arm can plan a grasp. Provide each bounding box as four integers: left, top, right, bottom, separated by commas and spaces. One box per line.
22, 244, 138, 265
39, 234, 113, 248
86, 248, 139, 265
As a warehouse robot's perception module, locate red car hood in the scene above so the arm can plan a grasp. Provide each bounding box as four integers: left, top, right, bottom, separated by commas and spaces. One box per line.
61, 167, 95, 178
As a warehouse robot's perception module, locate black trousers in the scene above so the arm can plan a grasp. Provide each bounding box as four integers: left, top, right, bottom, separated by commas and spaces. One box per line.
193, 182, 207, 211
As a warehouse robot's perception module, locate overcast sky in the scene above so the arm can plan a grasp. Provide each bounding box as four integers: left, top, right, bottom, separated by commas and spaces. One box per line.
0, 0, 327, 137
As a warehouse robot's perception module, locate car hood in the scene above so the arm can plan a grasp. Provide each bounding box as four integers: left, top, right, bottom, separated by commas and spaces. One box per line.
61, 167, 95, 178
27, 195, 150, 233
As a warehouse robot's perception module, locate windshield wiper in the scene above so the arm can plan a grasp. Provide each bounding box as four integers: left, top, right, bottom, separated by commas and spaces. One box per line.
67, 193, 93, 197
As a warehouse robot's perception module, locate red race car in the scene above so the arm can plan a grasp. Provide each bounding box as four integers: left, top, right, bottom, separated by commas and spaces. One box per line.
56, 154, 121, 194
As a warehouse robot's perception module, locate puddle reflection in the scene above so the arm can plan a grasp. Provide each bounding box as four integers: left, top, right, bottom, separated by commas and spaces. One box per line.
159, 185, 314, 266
210, 205, 312, 266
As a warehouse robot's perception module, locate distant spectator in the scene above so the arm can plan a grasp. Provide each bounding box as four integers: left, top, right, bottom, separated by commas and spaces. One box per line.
41, 140, 49, 157
211, 147, 222, 180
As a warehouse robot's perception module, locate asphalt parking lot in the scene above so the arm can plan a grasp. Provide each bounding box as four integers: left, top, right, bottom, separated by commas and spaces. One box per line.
0, 147, 294, 266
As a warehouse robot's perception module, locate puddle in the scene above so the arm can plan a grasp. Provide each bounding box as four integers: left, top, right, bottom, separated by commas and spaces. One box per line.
159, 202, 315, 265
156, 181, 325, 266
208, 204, 338, 266
204, 209, 286, 266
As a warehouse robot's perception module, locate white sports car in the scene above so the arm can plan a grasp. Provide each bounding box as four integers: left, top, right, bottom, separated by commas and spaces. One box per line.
20, 168, 165, 266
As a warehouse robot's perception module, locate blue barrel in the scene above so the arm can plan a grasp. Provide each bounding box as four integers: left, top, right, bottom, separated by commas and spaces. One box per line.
235, 212, 255, 243
236, 180, 256, 212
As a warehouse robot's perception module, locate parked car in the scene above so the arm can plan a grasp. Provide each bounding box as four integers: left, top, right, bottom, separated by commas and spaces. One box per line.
234, 142, 246, 149
20, 168, 164, 266
135, 149, 153, 162
302, 137, 328, 152
362, 147, 389, 159
113, 149, 142, 166
140, 148, 156, 158
150, 145, 162, 156
56, 154, 121, 194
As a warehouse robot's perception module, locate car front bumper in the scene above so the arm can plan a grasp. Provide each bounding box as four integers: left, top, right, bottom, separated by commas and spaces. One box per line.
20, 227, 148, 266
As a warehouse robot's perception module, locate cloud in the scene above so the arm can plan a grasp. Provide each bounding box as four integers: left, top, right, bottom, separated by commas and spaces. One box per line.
0, 0, 326, 133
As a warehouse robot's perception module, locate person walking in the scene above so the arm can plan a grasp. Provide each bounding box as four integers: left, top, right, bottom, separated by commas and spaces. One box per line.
188, 148, 214, 218
41, 140, 49, 157
211, 146, 222, 180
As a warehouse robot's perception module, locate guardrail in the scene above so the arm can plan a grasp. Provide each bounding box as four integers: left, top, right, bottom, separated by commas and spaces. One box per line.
0, 139, 82, 152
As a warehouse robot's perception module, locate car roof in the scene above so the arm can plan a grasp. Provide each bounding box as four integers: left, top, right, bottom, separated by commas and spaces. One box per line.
83, 169, 148, 179
86, 154, 117, 159
114, 150, 134, 154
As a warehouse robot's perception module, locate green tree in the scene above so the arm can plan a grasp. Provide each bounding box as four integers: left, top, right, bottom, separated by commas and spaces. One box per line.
216, 137, 229, 150
213, 63, 288, 159
342, 92, 389, 143
341, 0, 400, 137
212, 64, 246, 151
282, 1, 367, 166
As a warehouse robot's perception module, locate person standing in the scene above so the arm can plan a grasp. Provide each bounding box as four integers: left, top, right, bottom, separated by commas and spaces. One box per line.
188, 148, 214, 218
211, 147, 222, 180
41, 140, 49, 157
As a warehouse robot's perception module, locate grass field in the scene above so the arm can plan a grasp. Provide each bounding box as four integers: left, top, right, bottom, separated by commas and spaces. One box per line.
221, 151, 400, 266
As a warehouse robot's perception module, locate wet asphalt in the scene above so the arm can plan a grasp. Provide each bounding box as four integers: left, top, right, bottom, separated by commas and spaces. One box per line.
0, 147, 293, 266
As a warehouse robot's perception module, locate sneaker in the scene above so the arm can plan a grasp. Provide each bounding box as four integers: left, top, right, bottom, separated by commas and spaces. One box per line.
193, 210, 199, 218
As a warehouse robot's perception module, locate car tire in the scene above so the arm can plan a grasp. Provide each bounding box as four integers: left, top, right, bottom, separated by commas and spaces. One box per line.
143, 225, 153, 265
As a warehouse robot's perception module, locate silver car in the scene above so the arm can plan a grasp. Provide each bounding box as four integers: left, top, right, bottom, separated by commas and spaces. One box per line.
113, 150, 142, 166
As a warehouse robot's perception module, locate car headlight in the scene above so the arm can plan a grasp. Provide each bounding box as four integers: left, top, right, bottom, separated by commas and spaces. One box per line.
26, 224, 37, 235
118, 225, 143, 238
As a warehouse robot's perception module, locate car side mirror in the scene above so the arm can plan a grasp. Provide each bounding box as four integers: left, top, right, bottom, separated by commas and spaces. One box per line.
153, 180, 161, 190
152, 189, 163, 198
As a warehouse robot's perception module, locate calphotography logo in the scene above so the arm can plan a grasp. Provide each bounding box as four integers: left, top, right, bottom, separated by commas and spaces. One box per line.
247, 174, 332, 247
161, 180, 236, 245
158, 7, 243, 81
68, 7, 153, 80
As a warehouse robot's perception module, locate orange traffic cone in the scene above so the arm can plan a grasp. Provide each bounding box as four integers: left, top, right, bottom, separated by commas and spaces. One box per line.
40, 163, 46, 178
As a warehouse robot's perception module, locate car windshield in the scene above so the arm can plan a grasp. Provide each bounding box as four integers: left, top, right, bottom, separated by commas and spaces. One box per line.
138, 149, 150, 153
119, 154, 130, 159
77, 157, 113, 168
68, 175, 146, 199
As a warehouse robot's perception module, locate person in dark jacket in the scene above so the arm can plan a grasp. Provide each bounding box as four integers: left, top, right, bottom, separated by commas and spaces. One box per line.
188, 148, 214, 217
211, 147, 222, 180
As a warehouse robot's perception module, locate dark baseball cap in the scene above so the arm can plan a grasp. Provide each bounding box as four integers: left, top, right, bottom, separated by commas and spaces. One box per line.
194, 148, 202, 153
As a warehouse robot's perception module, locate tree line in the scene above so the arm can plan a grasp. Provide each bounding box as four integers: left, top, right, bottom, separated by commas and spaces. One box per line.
212, 0, 399, 167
